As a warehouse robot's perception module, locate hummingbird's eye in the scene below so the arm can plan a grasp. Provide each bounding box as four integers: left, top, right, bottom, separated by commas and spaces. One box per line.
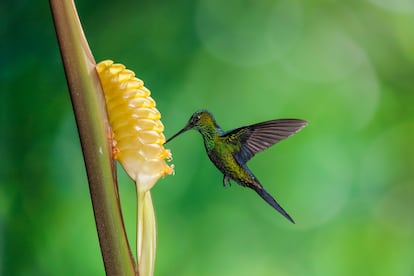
191, 114, 201, 124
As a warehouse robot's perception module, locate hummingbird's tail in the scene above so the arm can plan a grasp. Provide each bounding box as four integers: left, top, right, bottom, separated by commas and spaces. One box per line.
254, 186, 295, 224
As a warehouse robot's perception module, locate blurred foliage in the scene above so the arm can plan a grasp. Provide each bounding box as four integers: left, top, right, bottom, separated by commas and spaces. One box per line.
2, 0, 414, 275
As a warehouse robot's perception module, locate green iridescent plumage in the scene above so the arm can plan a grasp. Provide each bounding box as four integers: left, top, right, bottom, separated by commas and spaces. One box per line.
166, 110, 307, 223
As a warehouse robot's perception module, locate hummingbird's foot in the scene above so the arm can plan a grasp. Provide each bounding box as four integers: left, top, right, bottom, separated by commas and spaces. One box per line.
223, 175, 232, 187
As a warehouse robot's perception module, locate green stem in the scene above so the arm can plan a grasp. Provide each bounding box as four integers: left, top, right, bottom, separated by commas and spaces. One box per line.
49, 0, 136, 275
137, 189, 157, 276
142, 191, 157, 276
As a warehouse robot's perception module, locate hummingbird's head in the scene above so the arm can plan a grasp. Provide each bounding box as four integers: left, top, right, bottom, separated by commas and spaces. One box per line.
165, 110, 216, 143
187, 110, 216, 129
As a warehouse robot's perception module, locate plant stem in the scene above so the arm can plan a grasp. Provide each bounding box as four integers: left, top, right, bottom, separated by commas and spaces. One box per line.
49, 0, 136, 275
136, 189, 157, 276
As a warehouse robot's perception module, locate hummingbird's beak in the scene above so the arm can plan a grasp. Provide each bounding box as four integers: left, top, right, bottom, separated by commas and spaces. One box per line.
165, 124, 192, 144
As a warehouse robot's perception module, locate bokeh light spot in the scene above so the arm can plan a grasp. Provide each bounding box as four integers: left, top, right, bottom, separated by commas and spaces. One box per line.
280, 27, 368, 83
369, 0, 414, 13
196, 0, 302, 66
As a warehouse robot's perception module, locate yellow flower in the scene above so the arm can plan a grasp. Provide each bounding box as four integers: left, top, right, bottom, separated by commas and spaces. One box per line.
96, 60, 173, 276
96, 60, 173, 191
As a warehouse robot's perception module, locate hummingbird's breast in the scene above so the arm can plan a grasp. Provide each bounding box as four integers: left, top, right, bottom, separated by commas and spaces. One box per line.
207, 142, 254, 187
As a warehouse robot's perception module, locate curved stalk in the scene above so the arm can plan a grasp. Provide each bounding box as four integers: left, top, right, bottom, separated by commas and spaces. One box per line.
49, 0, 136, 275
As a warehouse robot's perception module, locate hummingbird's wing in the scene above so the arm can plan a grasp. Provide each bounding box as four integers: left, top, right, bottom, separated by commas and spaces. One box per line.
225, 119, 307, 165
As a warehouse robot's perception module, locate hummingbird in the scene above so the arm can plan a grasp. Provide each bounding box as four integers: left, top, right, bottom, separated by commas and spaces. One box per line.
165, 110, 307, 223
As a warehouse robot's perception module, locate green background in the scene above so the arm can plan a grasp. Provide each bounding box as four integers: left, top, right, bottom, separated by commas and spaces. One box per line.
2, 0, 414, 275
